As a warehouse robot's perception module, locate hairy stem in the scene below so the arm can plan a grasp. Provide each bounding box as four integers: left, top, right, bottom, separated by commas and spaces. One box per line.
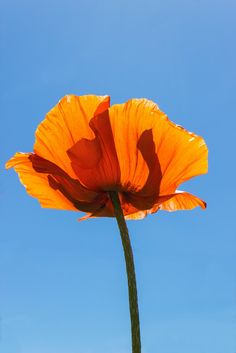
109, 191, 141, 353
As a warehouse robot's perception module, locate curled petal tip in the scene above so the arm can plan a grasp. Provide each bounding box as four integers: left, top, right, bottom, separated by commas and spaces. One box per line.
78, 213, 93, 221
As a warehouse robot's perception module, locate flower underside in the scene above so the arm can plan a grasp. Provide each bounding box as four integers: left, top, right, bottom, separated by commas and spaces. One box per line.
6, 95, 208, 220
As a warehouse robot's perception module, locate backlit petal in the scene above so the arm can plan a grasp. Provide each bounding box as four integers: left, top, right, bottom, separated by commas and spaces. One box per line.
34, 95, 110, 179
124, 191, 206, 219
108, 99, 162, 209
6, 153, 76, 210
152, 116, 208, 194
6, 152, 108, 212
67, 110, 120, 191
109, 98, 207, 207
159, 190, 206, 211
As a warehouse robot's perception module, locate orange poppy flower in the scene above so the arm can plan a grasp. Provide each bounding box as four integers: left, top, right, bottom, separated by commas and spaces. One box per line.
6, 95, 208, 220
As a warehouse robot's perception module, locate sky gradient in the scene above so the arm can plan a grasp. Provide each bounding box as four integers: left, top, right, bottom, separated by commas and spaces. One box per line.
1, 0, 236, 352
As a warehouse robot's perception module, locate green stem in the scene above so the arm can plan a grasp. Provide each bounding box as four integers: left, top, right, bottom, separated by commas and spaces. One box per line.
109, 191, 141, 353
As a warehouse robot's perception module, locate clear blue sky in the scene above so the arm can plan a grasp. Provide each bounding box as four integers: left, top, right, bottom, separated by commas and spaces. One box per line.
1, 0, 235, 352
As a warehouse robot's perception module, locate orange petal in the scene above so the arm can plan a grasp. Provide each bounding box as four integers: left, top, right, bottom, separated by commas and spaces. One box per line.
152, 116, 208, 194
158, 190, 206, 211
6, 153, 76, 210
6, 152, 108, 212
108, 98, 207, 202
67, 110, 120, 191
34, 94, 110, 180
124, 190, 206, 220
124, 211, 148, 220
108, 99, 162, 204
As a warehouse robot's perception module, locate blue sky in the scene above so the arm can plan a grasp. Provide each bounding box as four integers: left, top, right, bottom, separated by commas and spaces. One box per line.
1, 0, 235, 352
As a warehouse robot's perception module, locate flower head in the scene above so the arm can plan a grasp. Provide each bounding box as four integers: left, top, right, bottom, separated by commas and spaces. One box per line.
6, 95, 208, 220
